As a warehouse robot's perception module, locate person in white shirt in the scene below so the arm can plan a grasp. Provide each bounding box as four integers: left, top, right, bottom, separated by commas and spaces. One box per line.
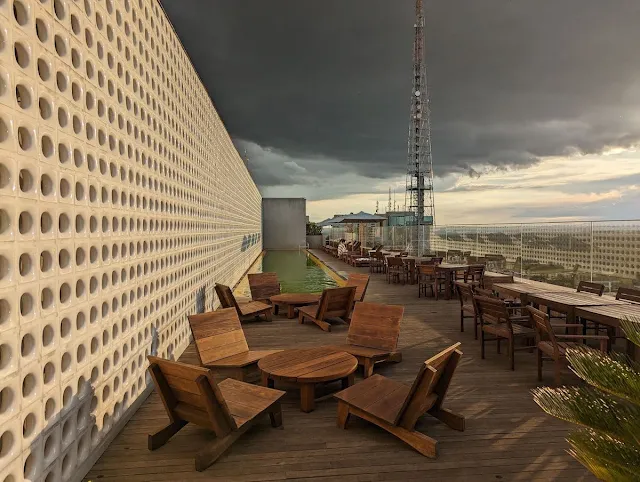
337, 239, 348, 257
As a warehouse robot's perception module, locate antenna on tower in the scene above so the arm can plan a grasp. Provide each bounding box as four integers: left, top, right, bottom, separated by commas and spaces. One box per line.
387, 188, 392, 213
375, 200, 379, 214
405, 0, 436, 256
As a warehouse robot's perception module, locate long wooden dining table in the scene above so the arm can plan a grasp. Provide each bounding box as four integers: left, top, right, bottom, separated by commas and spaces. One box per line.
575, 304, 640, 357
492, 281, 575, 305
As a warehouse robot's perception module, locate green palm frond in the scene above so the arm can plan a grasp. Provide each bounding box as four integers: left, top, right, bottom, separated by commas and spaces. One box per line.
532, 386, 640, 446
621, 317, 640, 349
565, 345, 640, 405
568, 428, 640, 482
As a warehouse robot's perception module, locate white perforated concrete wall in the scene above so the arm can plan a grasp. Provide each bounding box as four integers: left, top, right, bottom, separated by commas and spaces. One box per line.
0, 1, 262, 480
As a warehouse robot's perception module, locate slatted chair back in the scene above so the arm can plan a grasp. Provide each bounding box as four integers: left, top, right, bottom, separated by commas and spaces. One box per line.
465, 264, 485, 283
418, 264, 437, 278
387, 256, 405, 269
248, 272, 280, 301
473, 287, 495, 298
454, 282, 475, 309
346, 273, 370, 302
317, 286, 356, 320
527, 306, 559, 357
474, 295, 511, 328
188, 308, 248, 365
577, 281, 604, 296
214, 283, 239, 311
347, 302, 403, 351
147, 356, 237, 437
396, 343, 462, 429
616, 287, 640, 304
429, 257, 444, 265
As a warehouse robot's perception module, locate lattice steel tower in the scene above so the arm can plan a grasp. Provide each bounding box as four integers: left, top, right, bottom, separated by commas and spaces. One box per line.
405, 0, 435, 255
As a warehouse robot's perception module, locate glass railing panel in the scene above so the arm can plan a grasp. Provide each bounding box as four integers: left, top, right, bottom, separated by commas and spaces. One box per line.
592, 220, 640, 292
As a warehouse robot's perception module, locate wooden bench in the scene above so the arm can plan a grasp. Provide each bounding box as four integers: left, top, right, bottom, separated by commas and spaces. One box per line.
188, 308, 282, 382
247, 272, 281, 305
298, 286, 356, 332
334, 343, 464, 458
329, 301, 403, 378
215, 283, 272, 322
147, 356, 285, 471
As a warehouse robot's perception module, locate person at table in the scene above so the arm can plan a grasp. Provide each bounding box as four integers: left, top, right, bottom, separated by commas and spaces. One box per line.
337, 239, 348, 257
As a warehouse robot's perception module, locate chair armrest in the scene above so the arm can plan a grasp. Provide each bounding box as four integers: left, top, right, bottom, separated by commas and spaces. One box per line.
550, 323, 584, 329
556, 334, 609, 351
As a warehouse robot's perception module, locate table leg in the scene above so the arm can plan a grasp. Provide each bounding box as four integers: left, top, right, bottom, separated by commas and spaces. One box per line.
287, 304, 296, 319
341, 374, 354, 390
627, 339, 637, 361
300, 384, 315, 412
445, 272, 453, 300
262, 373, 274, 388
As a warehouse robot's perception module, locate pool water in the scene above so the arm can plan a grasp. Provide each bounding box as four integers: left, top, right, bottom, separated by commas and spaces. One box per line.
235, 250, 339, 297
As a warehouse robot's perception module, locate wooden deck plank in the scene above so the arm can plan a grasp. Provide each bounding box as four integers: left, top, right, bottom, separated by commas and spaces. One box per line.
84, 249, 596, 481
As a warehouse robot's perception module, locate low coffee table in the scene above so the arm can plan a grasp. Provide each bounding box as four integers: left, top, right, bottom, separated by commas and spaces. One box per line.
270, 293, 321, 319
258, 347, 358, 412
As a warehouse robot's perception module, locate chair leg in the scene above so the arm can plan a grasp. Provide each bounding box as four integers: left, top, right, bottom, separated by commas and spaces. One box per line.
537, 348, 543, 382
195, 428, 247, 471
337, 401, 351, 429
480, 329, 485, 359
554, 360, 562, 387
268, 402, 283, 428
473, 313, 478, 340
148, 419, 187, 450
460, 310, 464, 333
363, 358, 374, 378
509, 338, 515, 371
496, 338, 501, 354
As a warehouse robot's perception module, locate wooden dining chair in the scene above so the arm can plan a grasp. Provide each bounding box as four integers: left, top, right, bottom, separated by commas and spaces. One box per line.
529, 306, 608, 386
329, 301, 403, 377
147, 357, 285, 471
454, 282, 479, 338
247, 272, 281, 304
334, 343, 464, 458
215, 283, 272, 322
386, 256, 407, 285
474, 295, 536, 370
188, 308, 282, 382
464, 264, 485, 287
418, 265, 446, 299
298, 286, 356, 332
577, 281, 605, 296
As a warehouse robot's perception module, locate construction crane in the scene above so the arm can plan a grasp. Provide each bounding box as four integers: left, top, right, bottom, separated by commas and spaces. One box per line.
405, 0, 435, 256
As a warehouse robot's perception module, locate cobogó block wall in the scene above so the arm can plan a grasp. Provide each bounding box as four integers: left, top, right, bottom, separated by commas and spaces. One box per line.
0, 0, 262, 480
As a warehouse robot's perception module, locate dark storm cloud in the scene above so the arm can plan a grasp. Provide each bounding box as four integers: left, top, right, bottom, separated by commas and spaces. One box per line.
160, 0, 640, 184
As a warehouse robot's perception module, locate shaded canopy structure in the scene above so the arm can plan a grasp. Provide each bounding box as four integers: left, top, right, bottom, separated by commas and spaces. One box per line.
318, 211, 387, 227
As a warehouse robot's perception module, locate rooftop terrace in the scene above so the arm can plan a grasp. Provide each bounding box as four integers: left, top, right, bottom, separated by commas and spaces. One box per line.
84, 250, 594, 482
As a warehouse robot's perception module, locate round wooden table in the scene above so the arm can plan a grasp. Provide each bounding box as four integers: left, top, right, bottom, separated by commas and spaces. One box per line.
269, 293, 321, 319
258, 348, 358, 412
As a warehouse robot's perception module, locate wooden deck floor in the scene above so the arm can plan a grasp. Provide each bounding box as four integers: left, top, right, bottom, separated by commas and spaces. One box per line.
84, 250, 594, 482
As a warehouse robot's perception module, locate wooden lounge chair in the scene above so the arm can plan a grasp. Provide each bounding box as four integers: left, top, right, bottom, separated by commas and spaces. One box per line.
215, 283, 272, 322
298, 286, 356, 332
247, 272, 281, 304
346, 273, 370, 303
188, 308, 282, 382
529, 306, 608, 386
146, 356, 285, 471
454, 282, 479, 338
334, 343, 464, 458
329, 301, 403, 377
474, 295, 536, 370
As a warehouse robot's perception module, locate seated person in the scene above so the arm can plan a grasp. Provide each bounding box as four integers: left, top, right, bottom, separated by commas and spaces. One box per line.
337, 239, 348, 257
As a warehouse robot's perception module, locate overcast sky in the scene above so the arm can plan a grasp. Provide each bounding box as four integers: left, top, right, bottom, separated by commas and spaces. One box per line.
161, 0, 640, 224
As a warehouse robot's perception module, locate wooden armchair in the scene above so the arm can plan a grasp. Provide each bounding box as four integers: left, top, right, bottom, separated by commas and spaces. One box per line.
387, 256, 408, 284
334, 343, 464, 458
298, 286, 356, 332
346, 273, 370, 303
474, 295, 536, 370
529, 306, 608, 386
247, 272, 280, 304
329, 302, 403, 377
188, 308, 282, 382
418, 265, 446, 299
215, 283, 272, 322
422, 257, 443, 265
147, 357, 285, 471
454, 282, 478, 338
370, 250, 386, 274
464, 264, 485, 287
577, 280, 605, 296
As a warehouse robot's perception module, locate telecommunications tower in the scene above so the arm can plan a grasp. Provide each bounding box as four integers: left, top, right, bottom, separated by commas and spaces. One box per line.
405, 0, 435, 255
